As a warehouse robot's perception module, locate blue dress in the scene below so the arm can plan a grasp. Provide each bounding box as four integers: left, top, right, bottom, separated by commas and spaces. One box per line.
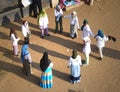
40, 65, 53, 88
69, 55, 82, 83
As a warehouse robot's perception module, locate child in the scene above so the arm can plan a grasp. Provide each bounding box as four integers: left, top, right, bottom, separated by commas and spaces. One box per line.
40, 52, 53, 88
38, 9, 50, 38
54, 5, 63, 33
9, 28, 20, 56
21, 41, 33, 76
64, 11, 80, 39
95, 30, 116, 60
82, 37, 91, 65
67, 49, 82, 84
21, 20, 31, 43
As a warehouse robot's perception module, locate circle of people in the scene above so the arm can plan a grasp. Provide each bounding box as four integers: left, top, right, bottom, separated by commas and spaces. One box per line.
9, 4, 116, 88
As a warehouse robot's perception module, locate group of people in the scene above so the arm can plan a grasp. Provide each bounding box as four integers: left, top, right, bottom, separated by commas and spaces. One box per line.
9, 4, 116, 89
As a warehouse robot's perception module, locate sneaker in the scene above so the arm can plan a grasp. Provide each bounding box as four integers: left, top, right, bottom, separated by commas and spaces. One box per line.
76, 80, 80, 83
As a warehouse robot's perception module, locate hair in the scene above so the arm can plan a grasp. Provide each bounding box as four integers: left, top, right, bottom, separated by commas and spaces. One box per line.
9, 27, 18, 38
23, 20, 27, 25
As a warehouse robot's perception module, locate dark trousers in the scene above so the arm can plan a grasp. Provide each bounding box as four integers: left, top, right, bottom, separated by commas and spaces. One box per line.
23, 59, 31, 76
55, 16, 63, 33
29, 0, 42, 18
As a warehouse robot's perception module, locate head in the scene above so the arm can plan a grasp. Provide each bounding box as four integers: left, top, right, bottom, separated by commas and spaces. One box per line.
72, 49, 77, 59
83, 19, 88, 25
9, 28, 17, 38
56, 5, 61, 11
71, 11, 77, 18
97, 29, 104, 38
39, 9, 47, 17
10, 27, 15, 34
40, 51, 51, 72
23, 20, 28, 26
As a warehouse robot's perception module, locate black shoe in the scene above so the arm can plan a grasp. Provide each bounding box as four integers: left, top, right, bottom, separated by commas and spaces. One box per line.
41, 36, 44, 38
46, 34, 50, 36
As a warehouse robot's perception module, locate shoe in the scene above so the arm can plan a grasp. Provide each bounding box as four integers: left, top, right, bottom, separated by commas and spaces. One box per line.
41, 36, 44, 38
46, 34, 50, 36
76, 80, 80, 83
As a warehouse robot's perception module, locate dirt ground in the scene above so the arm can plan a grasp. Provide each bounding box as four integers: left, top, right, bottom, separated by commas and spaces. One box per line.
0, 0, 120, 92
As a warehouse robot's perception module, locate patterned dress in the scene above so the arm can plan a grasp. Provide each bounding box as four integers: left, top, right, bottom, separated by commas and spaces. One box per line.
40, 62, 53, 88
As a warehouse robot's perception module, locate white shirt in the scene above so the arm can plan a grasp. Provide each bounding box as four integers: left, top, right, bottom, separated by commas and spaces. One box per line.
38, 15, 49, 29
24, 54, 32, 63
83, 40, 91, 54
10, 34, 20, 46
69, 55, 82, 66
82, 24, 94, 39
54, 9, 63, 21
96, 35, 108, 48
64, 15, 80, 29
22, 24, 31, 37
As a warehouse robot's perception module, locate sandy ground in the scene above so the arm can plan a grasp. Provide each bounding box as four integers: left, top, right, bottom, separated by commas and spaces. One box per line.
0, 0, 120, 92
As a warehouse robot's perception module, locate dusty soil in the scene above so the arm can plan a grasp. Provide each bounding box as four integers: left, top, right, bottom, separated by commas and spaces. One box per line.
0, 0, 120, 92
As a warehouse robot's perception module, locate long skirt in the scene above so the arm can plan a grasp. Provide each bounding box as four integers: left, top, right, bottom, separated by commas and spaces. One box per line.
70, 24, 77, 38
40, 67, 53, 88
70, 64, 81, 83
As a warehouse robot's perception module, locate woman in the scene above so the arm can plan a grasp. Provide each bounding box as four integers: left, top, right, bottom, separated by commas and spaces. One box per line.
64, 11, 80, 38
68, 49, 82, 84
21, 41, 32, 76
38, 9, 50, 38
21, 20, 31, 43
40, 52, 53, 88
9, 28, 20, 56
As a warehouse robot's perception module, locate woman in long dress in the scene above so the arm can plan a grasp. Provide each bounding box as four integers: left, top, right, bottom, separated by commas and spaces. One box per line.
68, 49, 82, 84
64, 11, 80, 38
40, 52, 53, 88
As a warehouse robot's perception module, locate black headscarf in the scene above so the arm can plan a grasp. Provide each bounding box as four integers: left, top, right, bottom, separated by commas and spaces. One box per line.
40, 52, 51, 72
71, 49, 78, 59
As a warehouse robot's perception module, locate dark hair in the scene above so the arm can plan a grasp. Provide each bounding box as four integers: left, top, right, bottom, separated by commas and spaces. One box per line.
9, 28, 18, 38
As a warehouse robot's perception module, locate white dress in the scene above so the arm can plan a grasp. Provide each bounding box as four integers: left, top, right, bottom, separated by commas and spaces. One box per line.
96, 35, 108, 48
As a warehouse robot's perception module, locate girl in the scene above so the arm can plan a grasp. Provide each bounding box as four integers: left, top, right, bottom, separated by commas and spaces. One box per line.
68, 49, 82, 84
82, 37, 91, 65
9, 28, 20, 56
21, 20, 31, 43
40, 52, 53, 88
95, 30, 110, 60
64, 11, 80, 38
38, 9, 50, 38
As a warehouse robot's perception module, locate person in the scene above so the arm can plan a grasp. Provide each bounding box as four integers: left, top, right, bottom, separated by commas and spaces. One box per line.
95, 30, 116, 60
82, 37, 91, 65
64, 11, 80, 38
21, 20, 31, 43
9, 28, 20, 56
81, 19, 94, 44
67, 49, 82, 84
54, 5, 63, 33
21, 41, 33, 76
29, 0, 42, 18
37, 9, 50, 38
40, 52, 53, 88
